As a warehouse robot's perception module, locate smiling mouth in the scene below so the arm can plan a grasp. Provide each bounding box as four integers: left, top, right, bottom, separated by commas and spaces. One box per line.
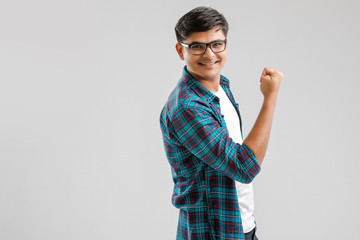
199, 60, 219, 66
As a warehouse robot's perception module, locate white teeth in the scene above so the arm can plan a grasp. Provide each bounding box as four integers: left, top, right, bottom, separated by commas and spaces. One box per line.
201, 62, 216, 65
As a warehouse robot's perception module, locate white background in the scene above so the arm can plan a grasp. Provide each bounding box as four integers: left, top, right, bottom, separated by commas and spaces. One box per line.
1, 0, 359, 239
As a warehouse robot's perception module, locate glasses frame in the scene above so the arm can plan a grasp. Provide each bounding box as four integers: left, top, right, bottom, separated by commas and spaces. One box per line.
180, 39, 227, 55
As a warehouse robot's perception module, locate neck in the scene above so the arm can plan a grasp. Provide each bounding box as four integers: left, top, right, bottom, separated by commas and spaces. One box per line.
197, 78, 220, 93
187, 69, 221, 93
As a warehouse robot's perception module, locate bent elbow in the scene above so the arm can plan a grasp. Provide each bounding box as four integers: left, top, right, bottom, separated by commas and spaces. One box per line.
237, 163, 261, 184
238, 173, 256, 184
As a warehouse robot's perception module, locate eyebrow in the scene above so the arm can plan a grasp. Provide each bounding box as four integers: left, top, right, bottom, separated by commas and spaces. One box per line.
187, 39, 225, 45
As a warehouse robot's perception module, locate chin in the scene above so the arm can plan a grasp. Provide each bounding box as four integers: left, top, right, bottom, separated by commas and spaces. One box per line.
188, 65, 222, 81
199, 70, 220, 79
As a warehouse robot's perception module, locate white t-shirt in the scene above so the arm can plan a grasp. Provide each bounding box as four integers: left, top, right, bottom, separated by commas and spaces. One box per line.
214, 86, 256, 233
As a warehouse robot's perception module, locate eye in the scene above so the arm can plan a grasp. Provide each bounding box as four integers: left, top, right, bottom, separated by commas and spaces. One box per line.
212, 42, 224, 48
191, 44, 204, 50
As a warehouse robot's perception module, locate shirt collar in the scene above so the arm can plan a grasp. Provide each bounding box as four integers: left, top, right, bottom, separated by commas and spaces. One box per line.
181, 66, 229, 102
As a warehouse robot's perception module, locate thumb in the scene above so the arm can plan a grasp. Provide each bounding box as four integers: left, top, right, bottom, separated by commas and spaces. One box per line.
262, 67, 276, 77
261, 68, 268, 77
261, 70, 271, 82
260, 67, 270, 82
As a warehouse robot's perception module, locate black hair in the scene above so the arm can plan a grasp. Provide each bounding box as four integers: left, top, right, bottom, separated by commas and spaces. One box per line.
175, 6, 229, 43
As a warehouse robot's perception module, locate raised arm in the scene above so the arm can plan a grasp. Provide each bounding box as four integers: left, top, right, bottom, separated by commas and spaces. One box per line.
171, 102, 261, 184
243, 67, 283, 165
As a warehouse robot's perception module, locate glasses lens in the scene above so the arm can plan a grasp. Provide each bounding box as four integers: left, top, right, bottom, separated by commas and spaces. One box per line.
210, 41, 226, 53
190, 44, 206, 55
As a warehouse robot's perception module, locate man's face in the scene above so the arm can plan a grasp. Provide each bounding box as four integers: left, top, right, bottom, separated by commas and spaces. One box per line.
176, 27, 228, 83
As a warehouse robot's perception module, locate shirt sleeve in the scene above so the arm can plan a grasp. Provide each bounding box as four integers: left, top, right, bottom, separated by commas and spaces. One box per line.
171, 101, 261, 183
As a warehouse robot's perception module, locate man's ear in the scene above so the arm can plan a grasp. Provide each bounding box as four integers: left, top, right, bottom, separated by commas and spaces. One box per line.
175, 43, 184, 60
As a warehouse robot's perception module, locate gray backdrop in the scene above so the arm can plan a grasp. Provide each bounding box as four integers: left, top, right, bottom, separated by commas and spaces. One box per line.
1, 0, 359, 239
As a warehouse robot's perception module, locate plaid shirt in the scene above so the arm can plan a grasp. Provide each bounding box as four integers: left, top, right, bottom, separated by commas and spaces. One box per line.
160, 67, 261, 240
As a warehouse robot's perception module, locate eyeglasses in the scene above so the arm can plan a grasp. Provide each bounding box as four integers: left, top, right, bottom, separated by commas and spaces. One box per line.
180, 39, 227, 55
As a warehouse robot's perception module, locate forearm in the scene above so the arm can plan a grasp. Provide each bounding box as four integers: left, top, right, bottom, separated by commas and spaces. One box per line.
243, 94, 278, 165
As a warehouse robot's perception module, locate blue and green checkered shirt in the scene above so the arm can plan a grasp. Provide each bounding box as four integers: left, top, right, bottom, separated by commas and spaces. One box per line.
160, 66, 261, 240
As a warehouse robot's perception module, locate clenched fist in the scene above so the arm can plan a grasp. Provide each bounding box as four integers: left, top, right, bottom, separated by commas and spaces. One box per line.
260, 67, 283, 98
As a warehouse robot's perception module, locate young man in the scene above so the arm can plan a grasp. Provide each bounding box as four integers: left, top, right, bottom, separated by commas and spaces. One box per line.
160, 7, 283, 240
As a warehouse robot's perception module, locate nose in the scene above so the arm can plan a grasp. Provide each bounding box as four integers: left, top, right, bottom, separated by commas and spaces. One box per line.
203, 45, 215, 58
